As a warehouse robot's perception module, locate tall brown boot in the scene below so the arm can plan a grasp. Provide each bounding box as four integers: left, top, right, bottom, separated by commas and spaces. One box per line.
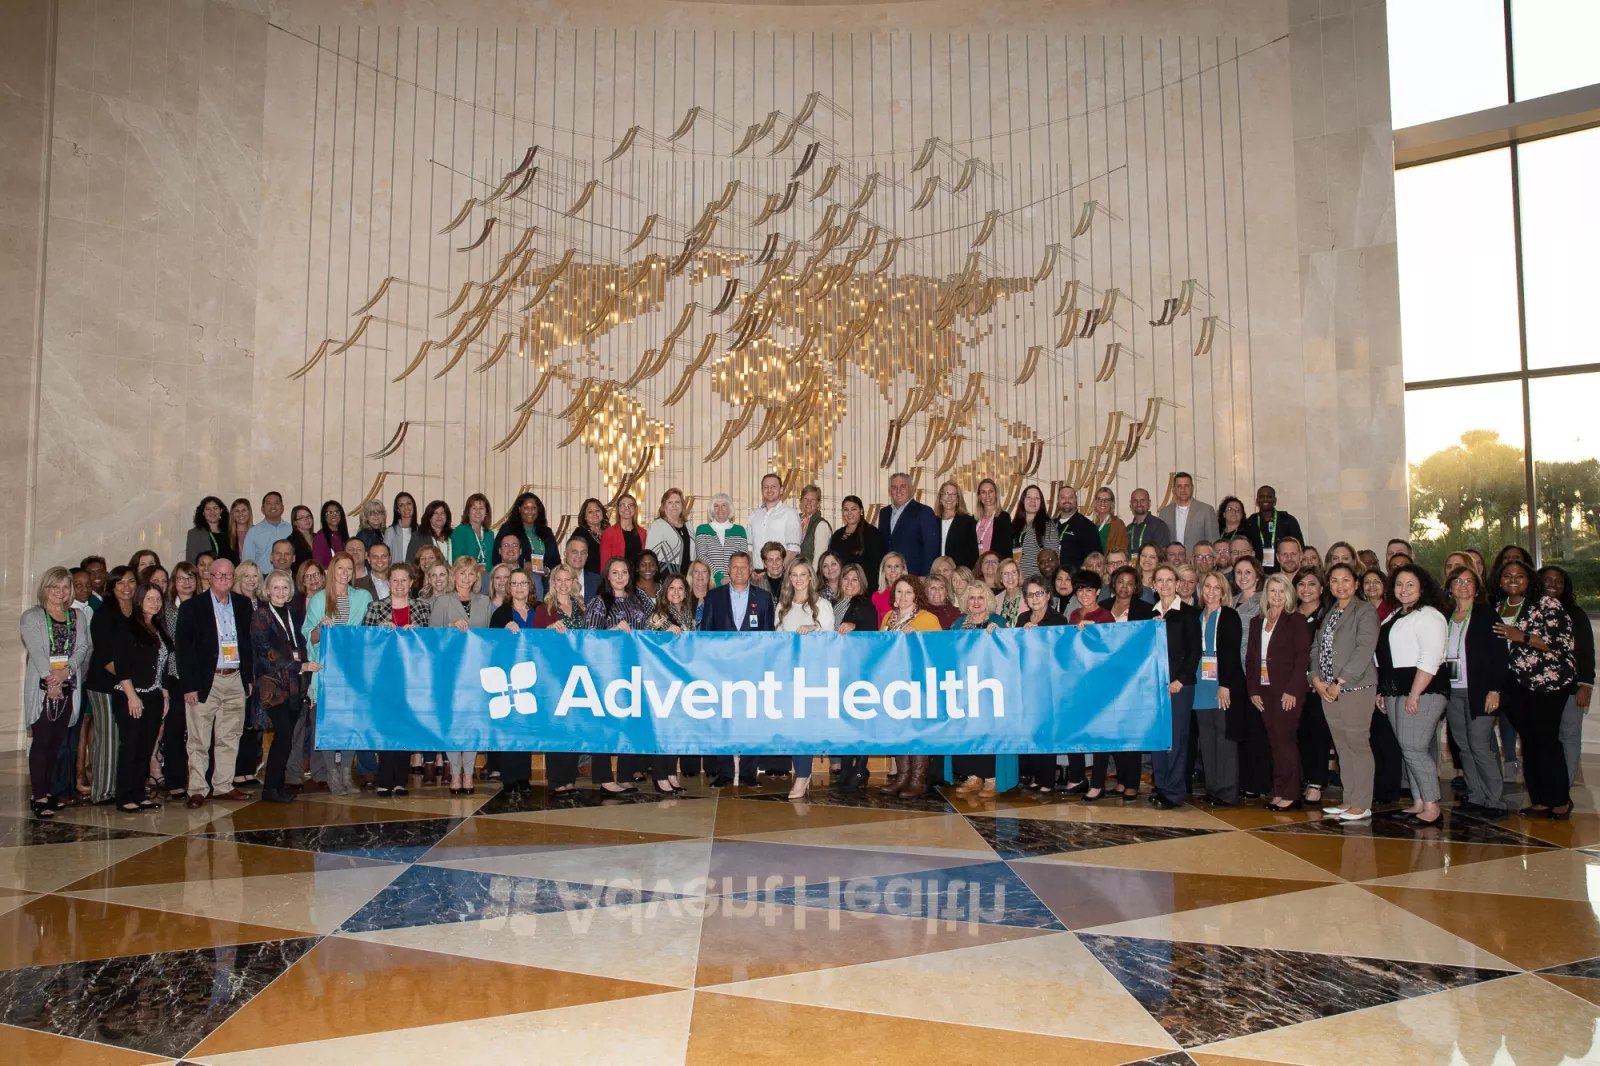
895, 756, 930, 797
879, 756, 906, 793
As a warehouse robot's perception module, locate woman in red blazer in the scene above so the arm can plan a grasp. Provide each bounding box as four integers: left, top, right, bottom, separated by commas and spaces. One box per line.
1246, 573, 1312, 811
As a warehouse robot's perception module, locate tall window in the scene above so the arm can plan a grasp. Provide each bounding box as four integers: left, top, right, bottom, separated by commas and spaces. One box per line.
1392, 4, 1600, 603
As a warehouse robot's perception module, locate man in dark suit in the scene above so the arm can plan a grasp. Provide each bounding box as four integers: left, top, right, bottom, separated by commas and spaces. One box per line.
877, 471, 939, 576
564, 537, 602, 600
699, 552, 774, 787
175, 558, 256, 807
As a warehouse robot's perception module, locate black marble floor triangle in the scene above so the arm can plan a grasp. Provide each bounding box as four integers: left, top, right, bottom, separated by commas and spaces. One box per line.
966, 815, 1219, 859
736, 789, 958, 814
1077, 933, 1515, 1047
0, 937, 319, 1059
476, 784, 705, 814
203, 817, 465, 862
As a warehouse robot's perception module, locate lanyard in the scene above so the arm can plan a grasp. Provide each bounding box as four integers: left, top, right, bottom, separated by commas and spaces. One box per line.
1130, 522, 1145, 550
270, 605, 301, 657
1202, 608, 1218, 655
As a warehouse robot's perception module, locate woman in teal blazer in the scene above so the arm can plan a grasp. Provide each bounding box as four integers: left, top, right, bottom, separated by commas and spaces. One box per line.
301, 552, 372, 793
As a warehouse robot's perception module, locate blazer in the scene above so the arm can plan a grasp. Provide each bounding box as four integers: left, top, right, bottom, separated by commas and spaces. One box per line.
21, 605, 93, 727
312, 529, 345, 567
827, 522, 887, 592
938, 514, 980, 569
1447, 603, 1509, 717
362, 596, 432, 628
249, 602, 308, 713
406, 533, 451, 565
1566, 603, 1595, 691
1093, 516, 1129, 556
975, 510, 1015, 561
429, 592, 495, 629
1156, 500, 1220, 554
1246, 610, 1311, 704
1201, 607, 1252, 740
176, 592, 257, 702
384, 524, 416, 566
834, 595, 880, 632
1308, 598, 1381, 694
1110, 598, 1156, 623
186, 527, 237, 565
301, 586, 373, 704
86, 601, 130, 693
111, 620, 172, 693
597, 524, 645, 571
878, 498, 940, 576
700, 583, 776, 632
1156, 601, 1203, 685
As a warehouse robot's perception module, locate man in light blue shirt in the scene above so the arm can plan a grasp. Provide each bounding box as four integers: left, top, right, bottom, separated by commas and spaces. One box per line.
242, 491, 292, 572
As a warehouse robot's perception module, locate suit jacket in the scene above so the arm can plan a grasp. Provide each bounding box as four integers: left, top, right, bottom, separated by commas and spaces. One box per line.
1094, 516, 1129, 556
939, 514, 980, 569
1204, 607, 1253, 740
1156, 500, 1220, 554
1309, 598, 1380, 694
1156, 600, 1203, 685
176, 592, 256, 701
1456, 603, 1509, 717
1246, 611, 1311, 704
700, 583, 776, 632
1125, 515, 1171, 555
878, 498, 940, 576
827, 522, 887, 592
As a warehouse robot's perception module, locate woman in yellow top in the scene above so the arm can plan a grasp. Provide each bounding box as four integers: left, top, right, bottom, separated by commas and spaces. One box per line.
878, 576, 943, 799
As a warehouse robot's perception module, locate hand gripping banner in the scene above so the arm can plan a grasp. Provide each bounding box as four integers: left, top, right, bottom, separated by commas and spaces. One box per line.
316, 622, 1172, 755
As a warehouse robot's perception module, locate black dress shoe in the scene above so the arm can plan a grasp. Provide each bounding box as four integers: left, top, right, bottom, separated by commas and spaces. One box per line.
1519, 806, 1550, 817
1149, 794, 1182, 810
738, 776, 759, 787
1476, 806, 1509, 820
1203, 794, 1233, 808
710, 775, 733, 788
1240, 790, 1261, 800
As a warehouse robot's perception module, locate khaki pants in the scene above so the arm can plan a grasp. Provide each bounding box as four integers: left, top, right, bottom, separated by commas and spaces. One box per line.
188, 671, 246, 797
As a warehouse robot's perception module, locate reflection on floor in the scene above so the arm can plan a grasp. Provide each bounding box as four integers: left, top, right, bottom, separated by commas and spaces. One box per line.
2, 751, 1600, 1065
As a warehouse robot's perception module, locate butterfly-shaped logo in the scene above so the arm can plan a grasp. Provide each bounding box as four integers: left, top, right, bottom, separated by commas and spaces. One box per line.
479, 662, 538, 719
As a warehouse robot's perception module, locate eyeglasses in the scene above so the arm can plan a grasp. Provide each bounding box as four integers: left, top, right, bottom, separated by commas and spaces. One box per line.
1025, 590, 1047, 599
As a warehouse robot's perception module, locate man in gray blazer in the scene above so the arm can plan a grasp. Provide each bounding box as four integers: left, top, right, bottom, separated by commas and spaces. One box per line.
1156, 472, 1220, 554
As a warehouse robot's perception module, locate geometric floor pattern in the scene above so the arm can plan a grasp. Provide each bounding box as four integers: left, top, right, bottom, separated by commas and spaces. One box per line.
2, 750, 1600, 1064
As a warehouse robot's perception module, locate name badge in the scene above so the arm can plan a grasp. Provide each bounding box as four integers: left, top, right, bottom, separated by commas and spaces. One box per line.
49, 654, 69, 672
221, 642, 240, 666
747, 611, 759, 628
1259, 661, 1271, 686
1261, 546, 1276, 568
1200, 654, 1218, 682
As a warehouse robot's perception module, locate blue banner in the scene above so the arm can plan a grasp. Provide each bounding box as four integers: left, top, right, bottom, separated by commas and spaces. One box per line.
316, 622, 1172, 755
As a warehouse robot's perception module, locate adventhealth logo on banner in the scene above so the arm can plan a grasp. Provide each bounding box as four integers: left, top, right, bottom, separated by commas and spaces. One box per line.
480, 661, 1005, 721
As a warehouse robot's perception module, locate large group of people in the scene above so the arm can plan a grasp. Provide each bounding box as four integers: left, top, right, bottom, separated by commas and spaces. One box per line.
21, 473, 1593, 821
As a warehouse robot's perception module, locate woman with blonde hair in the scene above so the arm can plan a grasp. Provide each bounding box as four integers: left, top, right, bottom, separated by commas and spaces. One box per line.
873, 552, 908, 620
302, 552, 373, 795
233, 560, 263, 604
647, 487, 695, 575
694, 492, 748, 586
487, 562, 514, 607
924, 573, 961, 629
934, 481, 979, 569
432, 557, 493, 795
22, 567, 92, 816
995, 558, 1025, 626
1246, 572, 1310, 810
879, 576, 944, 797
773, 559, 834, 799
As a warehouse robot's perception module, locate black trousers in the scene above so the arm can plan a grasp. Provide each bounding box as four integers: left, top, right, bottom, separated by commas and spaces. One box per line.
1370, 706, 1403, 803
263, 696, 302, 792
677, 756, 702, 775
1237, 706, 1273, 794
1505, 685, 1570, 809
1298, 692, 1332, 788
1019, 753, 1057, 786
953, 755, 996, 780
112, 688, 163, 806
1069, 752, 1142, 791
28, 697, 72, 800
376, 751, 411, 789
160, 678, 187, 792
498, 752, 532, 787
234, 726, 263, 779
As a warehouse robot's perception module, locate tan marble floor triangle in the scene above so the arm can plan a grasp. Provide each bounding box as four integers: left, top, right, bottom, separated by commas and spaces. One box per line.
59, 835, 391, 891
191, 934, 682, 1054
1195, 972, 1598, 1065
1247, 830, 1543, 882
429, 837, 714, 889
0, 1023, 167, 1066
685, 991, 1174, 1064
0, 836, 170, 893
1363, 846, 1600, 899
196, 990, 696, 1065
1081, 883, 1515, 970
422, 813, 692, 862
692, 901, 1051, 985
1363, 884, 1600, 971
704, 929, 1179, 1050
968, 800, 1233, 830
722, 812, 998, 858
1033, 828, 1343, 881
712, 796, 943, 836
0, 894, 307, 970
1540, 972, 1600, 1006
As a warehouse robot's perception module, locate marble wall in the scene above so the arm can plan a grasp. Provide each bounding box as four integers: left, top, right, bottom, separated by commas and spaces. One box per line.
7, 0, 1407, 747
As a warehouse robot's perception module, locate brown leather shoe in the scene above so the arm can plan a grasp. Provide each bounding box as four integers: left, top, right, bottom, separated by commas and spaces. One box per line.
185, 795, 206, 809
215, 789, 251, 801
878, 756, 906, 794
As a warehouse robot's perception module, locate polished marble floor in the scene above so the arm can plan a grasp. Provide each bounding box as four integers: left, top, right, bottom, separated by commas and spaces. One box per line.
2, 751, 1600, 1065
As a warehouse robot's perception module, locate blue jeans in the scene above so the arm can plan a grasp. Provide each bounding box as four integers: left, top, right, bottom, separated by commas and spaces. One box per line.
1153, 684, 1195, 804
793, 755, 813, 777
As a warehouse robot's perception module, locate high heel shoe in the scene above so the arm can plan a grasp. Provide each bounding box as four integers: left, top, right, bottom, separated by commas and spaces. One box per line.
653, 780, 677, 795
787, 777, 811, 800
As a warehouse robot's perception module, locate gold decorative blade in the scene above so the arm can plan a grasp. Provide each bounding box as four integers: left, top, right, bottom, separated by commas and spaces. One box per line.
603, 125, 642, 163
352, 276, 394, 317
911, 136, 940, 172
438, 198, 478, 235
667, 106, 702, 142
458, 216, 497, 252
1015, 344, 1044, 385
472, 331, 515, 374
810, 164, 840, 200
791, 141, 819, 178
564, 180, 599, 217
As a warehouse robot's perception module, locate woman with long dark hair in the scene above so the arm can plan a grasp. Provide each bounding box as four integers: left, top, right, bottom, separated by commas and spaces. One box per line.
1442, 566, 1509, 818
571, 497, 609, 577
312, 500, 350, 566
1537, 566, 1594, 786
1377, 564, 1450, 826
22, 568, 92, 817
111, 582, 171, 812
1011, 484, 1057, 581
1496, 560, 1575, 819
501, 492, 560, 583
386, 492, 419, 564
186, 496, 234, 564
409, 499, 453, 564
1312, 563, 1382, 822
1014, 577, 1069, 795
288, 505, 316, 567
584, 557, 654, 793
1217, 495, 1247, 541
827, 495, 886, 592
84, 565, 137, 803
644, 573, 696, 794
1294, 568, 1334, 806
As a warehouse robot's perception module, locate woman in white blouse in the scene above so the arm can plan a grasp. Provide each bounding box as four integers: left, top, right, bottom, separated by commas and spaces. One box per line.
646, 487, 695, 575
776, 559, 833, 799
